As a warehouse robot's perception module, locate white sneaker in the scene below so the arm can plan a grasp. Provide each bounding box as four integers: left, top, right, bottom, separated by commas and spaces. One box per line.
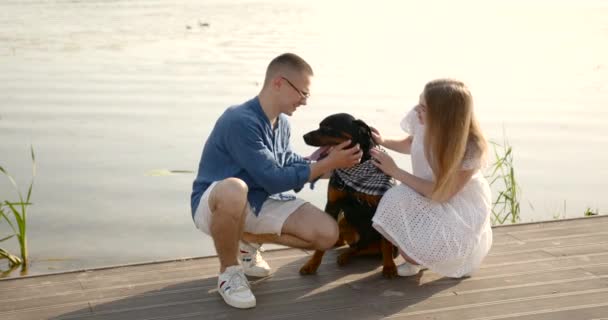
397, 262, 422, 277
239, 241, 271, 277
218, 265, 256, 309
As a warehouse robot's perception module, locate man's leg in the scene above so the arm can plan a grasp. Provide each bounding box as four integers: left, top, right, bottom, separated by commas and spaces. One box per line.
208, 178, 249, 273
244, 203, 339, 251
242, 232, 313, 249
207, 178, 256, 309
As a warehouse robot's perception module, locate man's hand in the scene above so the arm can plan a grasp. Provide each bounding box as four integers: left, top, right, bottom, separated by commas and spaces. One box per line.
307, 140, 362, 182
325, 140, 362, 169
306, 146, 331, 161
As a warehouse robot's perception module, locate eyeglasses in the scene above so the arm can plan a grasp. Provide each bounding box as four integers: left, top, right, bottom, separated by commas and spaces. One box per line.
281, 76, 310, 99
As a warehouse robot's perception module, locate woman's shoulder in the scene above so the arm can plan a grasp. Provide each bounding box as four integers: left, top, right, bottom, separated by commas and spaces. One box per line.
462, 137, 488, 170
400, 106, 420, 134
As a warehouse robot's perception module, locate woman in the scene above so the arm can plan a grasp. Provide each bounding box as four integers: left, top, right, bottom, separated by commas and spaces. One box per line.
370, 79, 492, 278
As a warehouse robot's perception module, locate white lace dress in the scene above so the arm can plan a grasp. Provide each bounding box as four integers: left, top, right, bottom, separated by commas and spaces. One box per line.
372, 108, 493, 278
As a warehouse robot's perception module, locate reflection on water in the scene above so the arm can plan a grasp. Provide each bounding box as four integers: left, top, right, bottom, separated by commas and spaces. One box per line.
1, 0, 607, 277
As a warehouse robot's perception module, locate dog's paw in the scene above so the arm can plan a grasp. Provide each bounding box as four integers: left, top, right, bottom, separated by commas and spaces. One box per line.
333, 238, 347, 248
337, 253, 351, 266
382, 265, 398, 278
299, 263, 318, 275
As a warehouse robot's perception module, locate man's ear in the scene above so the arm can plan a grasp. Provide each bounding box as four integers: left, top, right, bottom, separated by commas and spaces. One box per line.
272, 76, 282, 89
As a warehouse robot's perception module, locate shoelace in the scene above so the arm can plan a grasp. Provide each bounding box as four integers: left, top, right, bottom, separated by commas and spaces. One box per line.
242, 243, 264, 264
225, 270, 251, 293
251, 250, 263, 264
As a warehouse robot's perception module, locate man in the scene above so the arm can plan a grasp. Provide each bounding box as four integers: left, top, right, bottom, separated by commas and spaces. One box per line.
190, 53, 362, 309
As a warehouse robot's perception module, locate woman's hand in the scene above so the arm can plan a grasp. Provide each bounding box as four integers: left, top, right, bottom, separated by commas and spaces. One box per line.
370, 126, 384, 146
370, 148, 399, 177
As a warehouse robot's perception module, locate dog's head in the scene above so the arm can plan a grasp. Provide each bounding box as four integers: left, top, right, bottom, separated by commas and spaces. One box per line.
303, 113, 376, 162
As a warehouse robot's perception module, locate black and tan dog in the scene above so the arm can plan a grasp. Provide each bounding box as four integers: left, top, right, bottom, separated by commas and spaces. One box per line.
299, 113, 398, 278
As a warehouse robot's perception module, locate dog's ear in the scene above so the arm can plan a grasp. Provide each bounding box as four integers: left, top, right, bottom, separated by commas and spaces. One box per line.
352, 119, 374, 152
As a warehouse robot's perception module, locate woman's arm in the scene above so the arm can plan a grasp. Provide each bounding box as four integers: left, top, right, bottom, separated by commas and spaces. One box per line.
371, 127, 412, 154
382, 136, 413, 154
370, 148, 475, 201
391, 168, 475, 200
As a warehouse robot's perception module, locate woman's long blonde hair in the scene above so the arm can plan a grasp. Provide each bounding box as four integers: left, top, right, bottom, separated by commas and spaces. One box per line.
422, 79, 487, 202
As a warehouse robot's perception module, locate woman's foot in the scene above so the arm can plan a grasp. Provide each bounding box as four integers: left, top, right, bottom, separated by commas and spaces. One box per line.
397, 262, 422, 277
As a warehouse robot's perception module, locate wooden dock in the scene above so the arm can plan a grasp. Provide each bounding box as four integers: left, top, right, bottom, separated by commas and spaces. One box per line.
1, 216, 607, 320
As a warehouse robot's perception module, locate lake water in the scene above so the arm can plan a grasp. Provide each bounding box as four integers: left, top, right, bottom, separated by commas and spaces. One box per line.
1, 0, 607, 277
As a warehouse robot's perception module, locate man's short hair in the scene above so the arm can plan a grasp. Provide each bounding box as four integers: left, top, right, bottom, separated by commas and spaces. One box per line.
264, 53, 313, 85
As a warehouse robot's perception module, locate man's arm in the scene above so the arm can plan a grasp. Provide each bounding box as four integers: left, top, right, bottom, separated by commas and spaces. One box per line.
226, 117, 361, 193
308, 159, 333, 182
226, 120, 310, 195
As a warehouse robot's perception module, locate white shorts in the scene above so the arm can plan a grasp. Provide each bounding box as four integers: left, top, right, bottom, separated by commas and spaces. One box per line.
193, 182, 308, 236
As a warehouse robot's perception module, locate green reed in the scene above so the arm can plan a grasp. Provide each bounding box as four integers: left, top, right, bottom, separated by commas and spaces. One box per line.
486, 136, 521, 225
584, 207, 599, 217
551, 200, 567, 220
0, 146, 35, 272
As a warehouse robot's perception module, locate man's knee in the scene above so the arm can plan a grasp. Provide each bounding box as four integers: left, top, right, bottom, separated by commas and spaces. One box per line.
210, 178, 248, 216
283, 204, 339, 250
314, 218, 339, 250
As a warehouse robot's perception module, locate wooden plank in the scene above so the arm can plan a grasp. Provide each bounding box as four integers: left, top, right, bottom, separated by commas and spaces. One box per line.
544, 243, 608, 257
386, 289, 608, 320
481, 250, 555, 265
487, 304, 608, 320
84, 285, 381, 320
582, 264, 608, 277
0, 243, 598, 312
505, 227, 608, 242
0, 249, 307, 292
492, 216, 608, 234
172, 307, 384, 320
0, 302, 91, 320
221, 277, 606, 320
476, 252, 608, 278
0, 249, 309, 303
489, 233, 524, 245
47, 263, 608, 320
56, 285, 386, 320
0, 262, 328, 312
79, 250, 309, 290
0, 252, 382, 314
0, 280, 85, 311
3, 247, 607, 314
0, 272, 86, 293
78, 249, 308, 279
489, 232, 608, 255
2, 218, 608, 319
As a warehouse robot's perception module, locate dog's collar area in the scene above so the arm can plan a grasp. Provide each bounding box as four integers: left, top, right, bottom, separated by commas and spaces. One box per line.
334, 158, 395, 196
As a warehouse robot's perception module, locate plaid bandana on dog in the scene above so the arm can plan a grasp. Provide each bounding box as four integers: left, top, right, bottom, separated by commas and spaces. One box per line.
334, 155, 396, 195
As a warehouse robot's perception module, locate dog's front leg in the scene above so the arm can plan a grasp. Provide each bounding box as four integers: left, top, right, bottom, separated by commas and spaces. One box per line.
300, 250, 326, 275
336, 247, 356, 266
381, 238, 398, 278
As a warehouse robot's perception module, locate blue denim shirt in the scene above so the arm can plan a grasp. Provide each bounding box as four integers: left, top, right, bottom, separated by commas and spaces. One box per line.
191, 97, 311, 217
